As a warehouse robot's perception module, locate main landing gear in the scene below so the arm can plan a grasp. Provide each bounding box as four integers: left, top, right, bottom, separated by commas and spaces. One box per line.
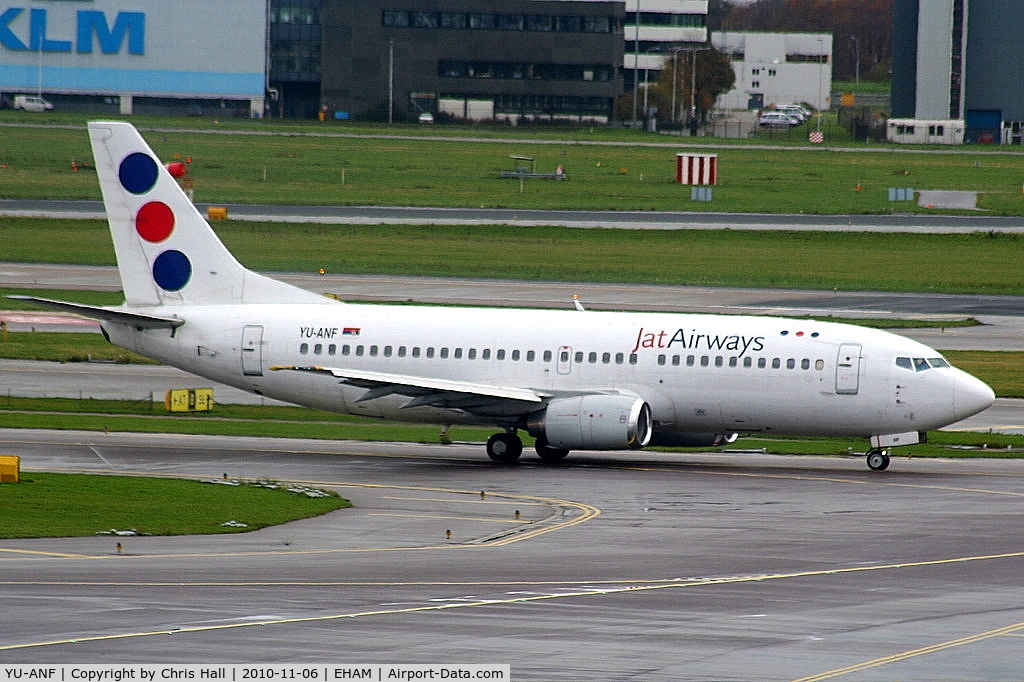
486, 431, 571, 463
486, 432, 523, 463
866, 448, 891, 471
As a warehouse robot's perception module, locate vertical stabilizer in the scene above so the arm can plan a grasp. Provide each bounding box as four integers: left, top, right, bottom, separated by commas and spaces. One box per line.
88, 121, 326, 307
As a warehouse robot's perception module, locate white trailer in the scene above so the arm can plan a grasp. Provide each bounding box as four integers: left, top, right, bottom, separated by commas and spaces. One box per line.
886, 118, 965, 145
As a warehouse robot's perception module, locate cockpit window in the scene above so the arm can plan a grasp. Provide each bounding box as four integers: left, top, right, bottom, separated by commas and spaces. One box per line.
896, 356, 951, 372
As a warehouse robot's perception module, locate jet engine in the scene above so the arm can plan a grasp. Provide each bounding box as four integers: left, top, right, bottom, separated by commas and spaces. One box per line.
527, 395, 652, 450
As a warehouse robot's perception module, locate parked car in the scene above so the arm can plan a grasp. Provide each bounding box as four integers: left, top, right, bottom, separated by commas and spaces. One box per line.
417, 112, 434, 124
758, 111, 801, 128
773, 104, 811, 122
13, 95, 53, 112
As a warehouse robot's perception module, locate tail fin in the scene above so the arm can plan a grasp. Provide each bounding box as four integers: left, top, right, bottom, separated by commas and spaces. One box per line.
88, 121, 326, 307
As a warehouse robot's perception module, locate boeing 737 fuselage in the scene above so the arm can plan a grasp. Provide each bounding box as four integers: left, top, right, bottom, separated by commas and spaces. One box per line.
13, 122, 996, 471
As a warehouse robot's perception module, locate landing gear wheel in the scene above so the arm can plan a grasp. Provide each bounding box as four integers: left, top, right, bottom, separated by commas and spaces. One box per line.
866, 448, 891, 471
534, 438, 570, 462
486, 432, 523, 463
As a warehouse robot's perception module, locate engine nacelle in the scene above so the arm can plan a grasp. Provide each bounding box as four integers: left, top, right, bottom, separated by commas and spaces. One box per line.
649, 432, 739, 448
527, 395, 653, 450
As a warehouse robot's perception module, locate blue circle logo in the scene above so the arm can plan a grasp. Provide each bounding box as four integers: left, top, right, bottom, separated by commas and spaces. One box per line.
119, 152, 159, 194
152, 250, 192, 291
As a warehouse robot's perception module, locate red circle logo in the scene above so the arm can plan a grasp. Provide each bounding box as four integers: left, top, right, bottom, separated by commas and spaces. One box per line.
135, 201, 175, 242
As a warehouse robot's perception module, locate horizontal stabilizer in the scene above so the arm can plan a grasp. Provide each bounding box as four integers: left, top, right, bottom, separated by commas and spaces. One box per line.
7, 295, 184, 330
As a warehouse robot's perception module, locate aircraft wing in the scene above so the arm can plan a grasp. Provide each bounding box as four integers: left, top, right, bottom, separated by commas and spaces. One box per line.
271, 364, 547, 414
7, 296, 185, 330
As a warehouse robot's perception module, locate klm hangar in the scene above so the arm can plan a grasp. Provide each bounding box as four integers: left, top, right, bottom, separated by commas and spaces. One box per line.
0, 0, 266, 117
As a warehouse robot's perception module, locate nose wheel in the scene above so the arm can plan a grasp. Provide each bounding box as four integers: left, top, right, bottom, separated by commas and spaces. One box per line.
866, 448, 890, 471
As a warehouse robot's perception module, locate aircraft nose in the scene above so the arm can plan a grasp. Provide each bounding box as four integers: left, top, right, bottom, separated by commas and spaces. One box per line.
953, 370, 996, 421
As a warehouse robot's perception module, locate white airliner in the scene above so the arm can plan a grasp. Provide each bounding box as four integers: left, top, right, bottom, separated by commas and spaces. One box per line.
13, 121, 996, 471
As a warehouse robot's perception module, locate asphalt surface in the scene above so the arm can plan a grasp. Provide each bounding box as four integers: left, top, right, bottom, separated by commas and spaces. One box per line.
2, 207, 1023, 677
1, 430, 1023, 680
4, 198, 1024, 231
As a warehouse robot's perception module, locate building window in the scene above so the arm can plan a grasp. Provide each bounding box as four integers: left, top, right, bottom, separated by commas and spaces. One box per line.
388, 10, 614, 34
411, 11, 438, 28
382, 10, 409, 27
440, 12, 467, 29
496, 14, 524, 30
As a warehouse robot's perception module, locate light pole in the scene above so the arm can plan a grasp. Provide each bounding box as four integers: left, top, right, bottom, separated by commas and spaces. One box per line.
816, 37, 824, 133
388, 39, 394, 126
850, 35, 860, 84
680, 46, 709, 132
630, 1, 640, 128
671, 49, 680, 124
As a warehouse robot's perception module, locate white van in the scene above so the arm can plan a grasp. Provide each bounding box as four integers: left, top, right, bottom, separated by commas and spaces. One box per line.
13, 95, 53, 112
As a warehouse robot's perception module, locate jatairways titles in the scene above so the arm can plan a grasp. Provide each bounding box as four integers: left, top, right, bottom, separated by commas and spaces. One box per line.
631, 327, 767, 356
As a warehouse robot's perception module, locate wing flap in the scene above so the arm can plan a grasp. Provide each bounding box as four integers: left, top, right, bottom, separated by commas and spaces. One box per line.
270, 365, 546, 409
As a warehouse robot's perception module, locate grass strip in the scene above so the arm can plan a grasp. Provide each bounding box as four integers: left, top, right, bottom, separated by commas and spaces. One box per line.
0, 472, 350, 539
0, 392, 1021, 456
5, 219, 1024, 295
4, 117, 1024, 214
0, 407, 490, 443
0, 331, 153, 363
727, 430, 1024, 459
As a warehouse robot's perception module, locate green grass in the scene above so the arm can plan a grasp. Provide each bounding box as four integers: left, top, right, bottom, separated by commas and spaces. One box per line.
4, 118, 1024, 213
0, 395, 1021, 465
0, 288, 124, 307
945, 351, 1024, 398
832, 80, 892, 96
0, 472, 350, 538
5, 219, 1024, 295
0, 396, 496, 442
728, 430, 1024, 460
0, 331, 153, 363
